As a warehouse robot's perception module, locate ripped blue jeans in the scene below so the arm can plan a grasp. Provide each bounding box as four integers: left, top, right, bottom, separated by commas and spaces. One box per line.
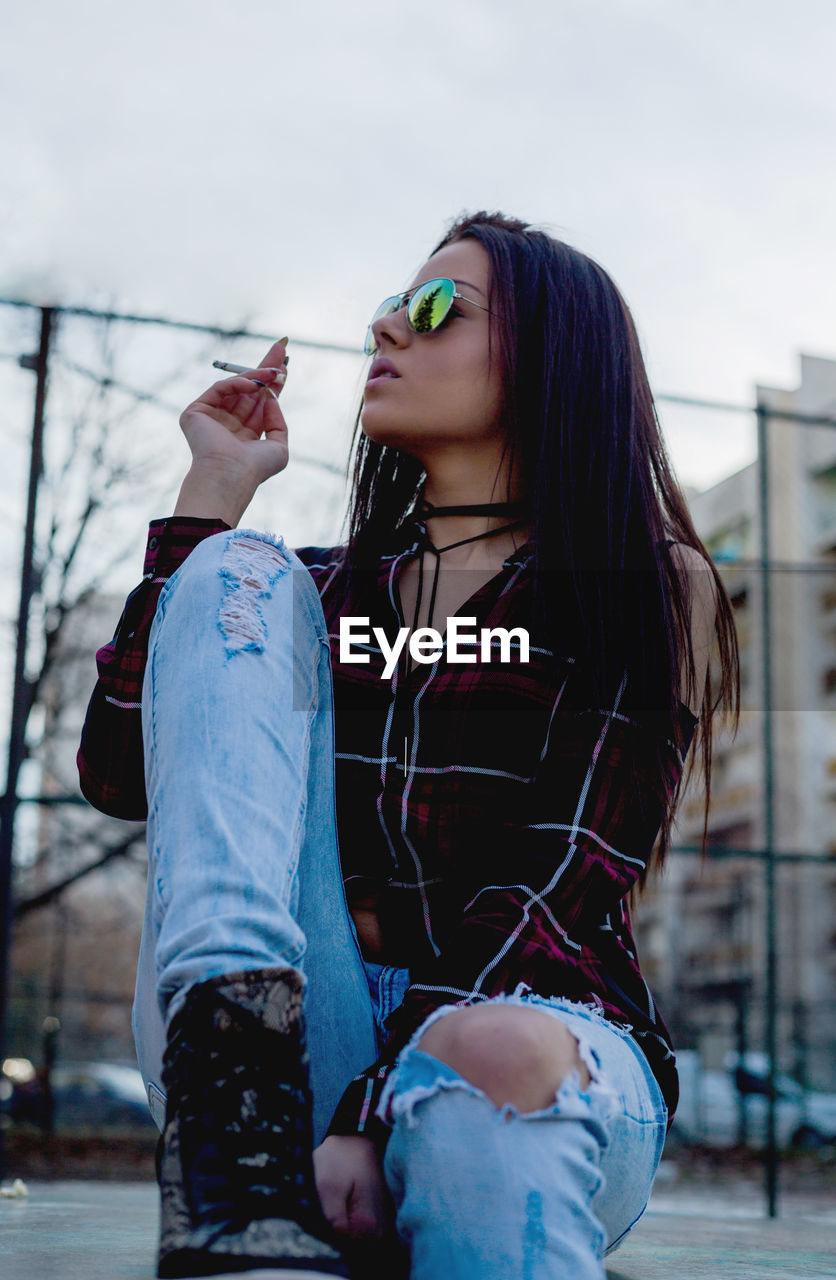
134, 529, 667, 1280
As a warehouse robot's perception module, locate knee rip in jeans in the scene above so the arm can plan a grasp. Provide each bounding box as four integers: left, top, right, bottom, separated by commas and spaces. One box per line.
218, 532, 289, 657
379, 1000, 618, 1139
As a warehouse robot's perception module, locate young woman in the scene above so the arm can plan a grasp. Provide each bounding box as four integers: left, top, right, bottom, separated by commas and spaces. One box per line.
78, 212, 739, 1280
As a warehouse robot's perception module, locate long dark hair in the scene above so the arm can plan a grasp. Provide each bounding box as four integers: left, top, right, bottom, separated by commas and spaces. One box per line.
340, 210, 740, 875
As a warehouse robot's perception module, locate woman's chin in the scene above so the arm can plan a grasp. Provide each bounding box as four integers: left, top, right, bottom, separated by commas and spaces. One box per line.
360, 413, 420, 455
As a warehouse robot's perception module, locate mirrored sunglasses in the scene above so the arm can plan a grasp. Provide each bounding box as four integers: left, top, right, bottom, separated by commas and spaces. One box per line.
364, 276, 491, 357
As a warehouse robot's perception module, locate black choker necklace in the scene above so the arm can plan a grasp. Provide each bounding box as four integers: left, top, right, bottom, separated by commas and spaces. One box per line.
417, 498, 527, 520
403, 497, 530, 644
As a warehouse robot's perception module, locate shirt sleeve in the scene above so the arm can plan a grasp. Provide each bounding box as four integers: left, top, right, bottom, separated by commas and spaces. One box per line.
325, 700, 698, 1150
77, 517, 230, 819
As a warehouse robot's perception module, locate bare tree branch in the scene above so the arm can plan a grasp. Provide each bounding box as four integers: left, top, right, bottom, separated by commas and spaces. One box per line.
13, 831, 146, 918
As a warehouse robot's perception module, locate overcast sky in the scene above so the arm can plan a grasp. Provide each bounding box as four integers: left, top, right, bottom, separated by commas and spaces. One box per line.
2, 0, 835, 513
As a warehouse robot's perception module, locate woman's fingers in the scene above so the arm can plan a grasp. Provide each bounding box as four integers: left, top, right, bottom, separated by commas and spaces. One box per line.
313, 1156, 351, 1234
201, 368, 283, 402
201, 335, 289, 399
256, 337, 289, 371
178, 339, 291, 476
313, 1136, 388, 1242
186, 360, 288, 431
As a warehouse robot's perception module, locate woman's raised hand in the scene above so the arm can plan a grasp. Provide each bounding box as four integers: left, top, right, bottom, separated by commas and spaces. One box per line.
173, 338, 290, 526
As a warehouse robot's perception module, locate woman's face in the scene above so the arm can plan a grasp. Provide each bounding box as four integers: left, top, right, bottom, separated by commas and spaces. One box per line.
360, 238, 504, 463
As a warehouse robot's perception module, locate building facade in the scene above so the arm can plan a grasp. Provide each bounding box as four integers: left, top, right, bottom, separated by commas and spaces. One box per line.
637, 355, 836, 1094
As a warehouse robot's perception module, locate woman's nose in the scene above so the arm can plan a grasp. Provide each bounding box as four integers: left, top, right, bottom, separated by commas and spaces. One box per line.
371, 302, 410, 352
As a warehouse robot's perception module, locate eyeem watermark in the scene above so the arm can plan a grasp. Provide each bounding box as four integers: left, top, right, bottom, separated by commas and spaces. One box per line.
340, 616, 530, 679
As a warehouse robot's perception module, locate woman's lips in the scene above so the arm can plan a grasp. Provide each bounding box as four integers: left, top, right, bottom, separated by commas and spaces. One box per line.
366, 358, 400, 388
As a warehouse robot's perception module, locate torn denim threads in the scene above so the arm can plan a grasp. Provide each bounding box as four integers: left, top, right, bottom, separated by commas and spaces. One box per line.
217, 531, 291, 656
135, 528, 378, 1145
379, 992, 667, 1279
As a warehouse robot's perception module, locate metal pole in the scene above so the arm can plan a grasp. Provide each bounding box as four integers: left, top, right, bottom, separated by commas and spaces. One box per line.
756, 401, 779, 1217
0, 306, 54, 1177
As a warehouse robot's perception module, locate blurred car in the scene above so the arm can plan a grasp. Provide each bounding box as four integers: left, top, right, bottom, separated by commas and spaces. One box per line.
671, 1050, 836, 1149
1, 1059, 155, 1131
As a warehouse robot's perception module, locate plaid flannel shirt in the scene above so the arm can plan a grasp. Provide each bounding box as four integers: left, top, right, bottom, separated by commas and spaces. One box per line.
78, 517, 698, 1147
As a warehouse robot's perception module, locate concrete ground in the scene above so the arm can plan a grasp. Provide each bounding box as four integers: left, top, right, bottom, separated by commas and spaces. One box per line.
0, 1178, 833, 1279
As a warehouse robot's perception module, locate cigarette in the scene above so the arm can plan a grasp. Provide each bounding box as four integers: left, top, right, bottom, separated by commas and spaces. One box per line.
213, 358, 289, 375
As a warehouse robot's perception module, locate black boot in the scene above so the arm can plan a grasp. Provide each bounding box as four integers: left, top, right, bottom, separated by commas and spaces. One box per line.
156, 966, 351, 1279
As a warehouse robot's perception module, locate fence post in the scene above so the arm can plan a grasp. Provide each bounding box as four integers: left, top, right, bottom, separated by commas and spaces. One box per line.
756, 399, 779, 1217
0, 306, 54, 1177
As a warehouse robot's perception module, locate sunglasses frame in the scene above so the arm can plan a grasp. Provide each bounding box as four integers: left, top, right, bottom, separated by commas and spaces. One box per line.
364, 276, 492, 357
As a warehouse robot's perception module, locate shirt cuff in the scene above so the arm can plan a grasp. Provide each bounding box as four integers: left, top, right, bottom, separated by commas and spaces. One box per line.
143, 517, 231, 578
325, 1070, 394, 1155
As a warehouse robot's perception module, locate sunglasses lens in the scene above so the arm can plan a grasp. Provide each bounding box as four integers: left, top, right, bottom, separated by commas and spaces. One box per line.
364, 294, 403, 356
364, 279, 456, 355
407, 278, 455, 334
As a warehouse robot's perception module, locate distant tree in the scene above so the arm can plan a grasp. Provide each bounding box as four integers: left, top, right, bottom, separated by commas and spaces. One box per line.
4, 314, 196, 1061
